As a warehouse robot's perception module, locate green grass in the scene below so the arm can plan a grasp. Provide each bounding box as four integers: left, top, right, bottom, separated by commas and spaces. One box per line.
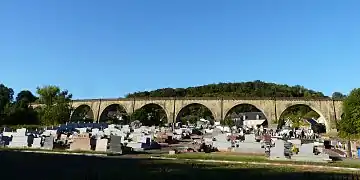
4, 147, 360, 169
0, 146, 109, 155
162, 153, 267, 162
160, 152, 360, 169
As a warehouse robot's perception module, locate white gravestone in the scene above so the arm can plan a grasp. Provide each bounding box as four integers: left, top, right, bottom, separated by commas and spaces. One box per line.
31, 138, 42, 148
8, 129, 28, 148
270, 140, 286, 160
95, 139, 108, 152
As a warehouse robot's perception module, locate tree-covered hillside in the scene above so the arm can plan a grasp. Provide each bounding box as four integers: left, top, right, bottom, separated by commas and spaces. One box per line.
126, 80, 327, 98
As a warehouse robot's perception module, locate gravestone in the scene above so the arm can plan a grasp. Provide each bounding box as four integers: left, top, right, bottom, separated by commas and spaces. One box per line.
127, 142, 142, 150
244, 134, 256, 143
27, 134, 34, 147
90, 137, 97, 150
95, 139, 108, 152
288, 139, 301, 148
140, 136, 152, 149
70, 133, 91, 151
234, 133, 264, 154
291, 142, 331, 162
32, 138, 42, 148
299, 143, 314, 155
284, 141, 293, 158
43, 136, 54, 150
212, 134, 231, 151
8, 129, 28, 148
109, 135, 122, 154
270, 140, 286, 160
1, 135, 12, 146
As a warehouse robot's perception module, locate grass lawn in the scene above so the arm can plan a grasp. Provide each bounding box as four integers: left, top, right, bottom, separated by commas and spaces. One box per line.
160, 152, 360, 169
0, 146, 109, 155
0, 151, 358, 180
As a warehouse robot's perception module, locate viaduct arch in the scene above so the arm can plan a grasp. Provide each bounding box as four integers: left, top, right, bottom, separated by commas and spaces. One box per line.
70, 97, 343, 132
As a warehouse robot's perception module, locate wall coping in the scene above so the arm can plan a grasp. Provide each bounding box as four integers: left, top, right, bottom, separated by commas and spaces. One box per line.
70, 97, 342, 102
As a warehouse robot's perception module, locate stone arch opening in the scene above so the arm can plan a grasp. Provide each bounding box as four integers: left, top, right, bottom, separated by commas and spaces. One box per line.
176, 103, 215, 125
132, 103, 168, 126
71, 105, 94, 122
100, 104, 129, 124
224, 103, 268, 128
278, 104, 326, 133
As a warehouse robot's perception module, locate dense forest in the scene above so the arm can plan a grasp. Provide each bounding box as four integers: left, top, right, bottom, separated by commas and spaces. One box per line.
126, 80, 328, 98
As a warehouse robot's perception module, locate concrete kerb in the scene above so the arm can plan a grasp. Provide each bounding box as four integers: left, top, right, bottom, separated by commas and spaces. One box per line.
150, 156, 360, 172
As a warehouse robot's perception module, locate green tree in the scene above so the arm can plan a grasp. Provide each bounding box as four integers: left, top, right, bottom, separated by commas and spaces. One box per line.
0, 84, 14, 111
221, 117, 235, 127
0, 84, 14, 124
2, 91, 39, 125
126, 80, 327, 98
36, 86, 72, 125
3, 103, 39, 125
71, 105, 94, 122
332, 92, 346, 99
177, 105, 214, 124
131, 108, 148, 122
131, 105, 167, 126
339, 88, 360, 138
16, 90, 37, 105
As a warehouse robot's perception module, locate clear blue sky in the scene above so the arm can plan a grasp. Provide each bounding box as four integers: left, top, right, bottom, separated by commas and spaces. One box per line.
1, 0, 359, 99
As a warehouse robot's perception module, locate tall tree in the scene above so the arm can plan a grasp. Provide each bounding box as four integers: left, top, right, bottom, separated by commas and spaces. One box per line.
332, 92, 346, 99
16, 90, 37, 105
36, 85, 72, 125
339, 88, 360, 137
0, 84, 14, 111
0, 84, 14, 124
1, 90, 38, 125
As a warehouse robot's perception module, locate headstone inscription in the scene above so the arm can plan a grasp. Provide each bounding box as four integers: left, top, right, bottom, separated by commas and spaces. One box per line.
70, 133, 91, 151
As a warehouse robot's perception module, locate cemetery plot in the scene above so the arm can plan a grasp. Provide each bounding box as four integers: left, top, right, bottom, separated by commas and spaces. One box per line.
0, 118, 348, 167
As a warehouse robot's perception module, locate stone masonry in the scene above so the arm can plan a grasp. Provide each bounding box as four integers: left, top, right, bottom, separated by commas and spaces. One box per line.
69, 97, 343, 132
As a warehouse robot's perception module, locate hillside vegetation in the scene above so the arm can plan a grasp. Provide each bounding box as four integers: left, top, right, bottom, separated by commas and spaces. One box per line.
126, 80, 327, 98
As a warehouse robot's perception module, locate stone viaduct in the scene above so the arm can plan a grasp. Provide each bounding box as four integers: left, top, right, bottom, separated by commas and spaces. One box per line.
70, 97, 343, 132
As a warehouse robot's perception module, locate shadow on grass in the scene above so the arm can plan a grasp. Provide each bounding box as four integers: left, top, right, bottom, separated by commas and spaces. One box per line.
0, 151, 358, 180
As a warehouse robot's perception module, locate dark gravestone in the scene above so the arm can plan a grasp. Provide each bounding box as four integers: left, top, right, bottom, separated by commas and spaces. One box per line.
109, 135, 122, 154
1, 136, 12, 146
90, 137, 97, 151
284, 141, 293, 158
27, 134, 34, 147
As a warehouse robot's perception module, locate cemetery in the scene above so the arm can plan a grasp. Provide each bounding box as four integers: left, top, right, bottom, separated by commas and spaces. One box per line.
0, 117, 353, 166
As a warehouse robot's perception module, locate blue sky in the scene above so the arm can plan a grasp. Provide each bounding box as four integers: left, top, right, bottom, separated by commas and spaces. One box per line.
1, 0, 359, 99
